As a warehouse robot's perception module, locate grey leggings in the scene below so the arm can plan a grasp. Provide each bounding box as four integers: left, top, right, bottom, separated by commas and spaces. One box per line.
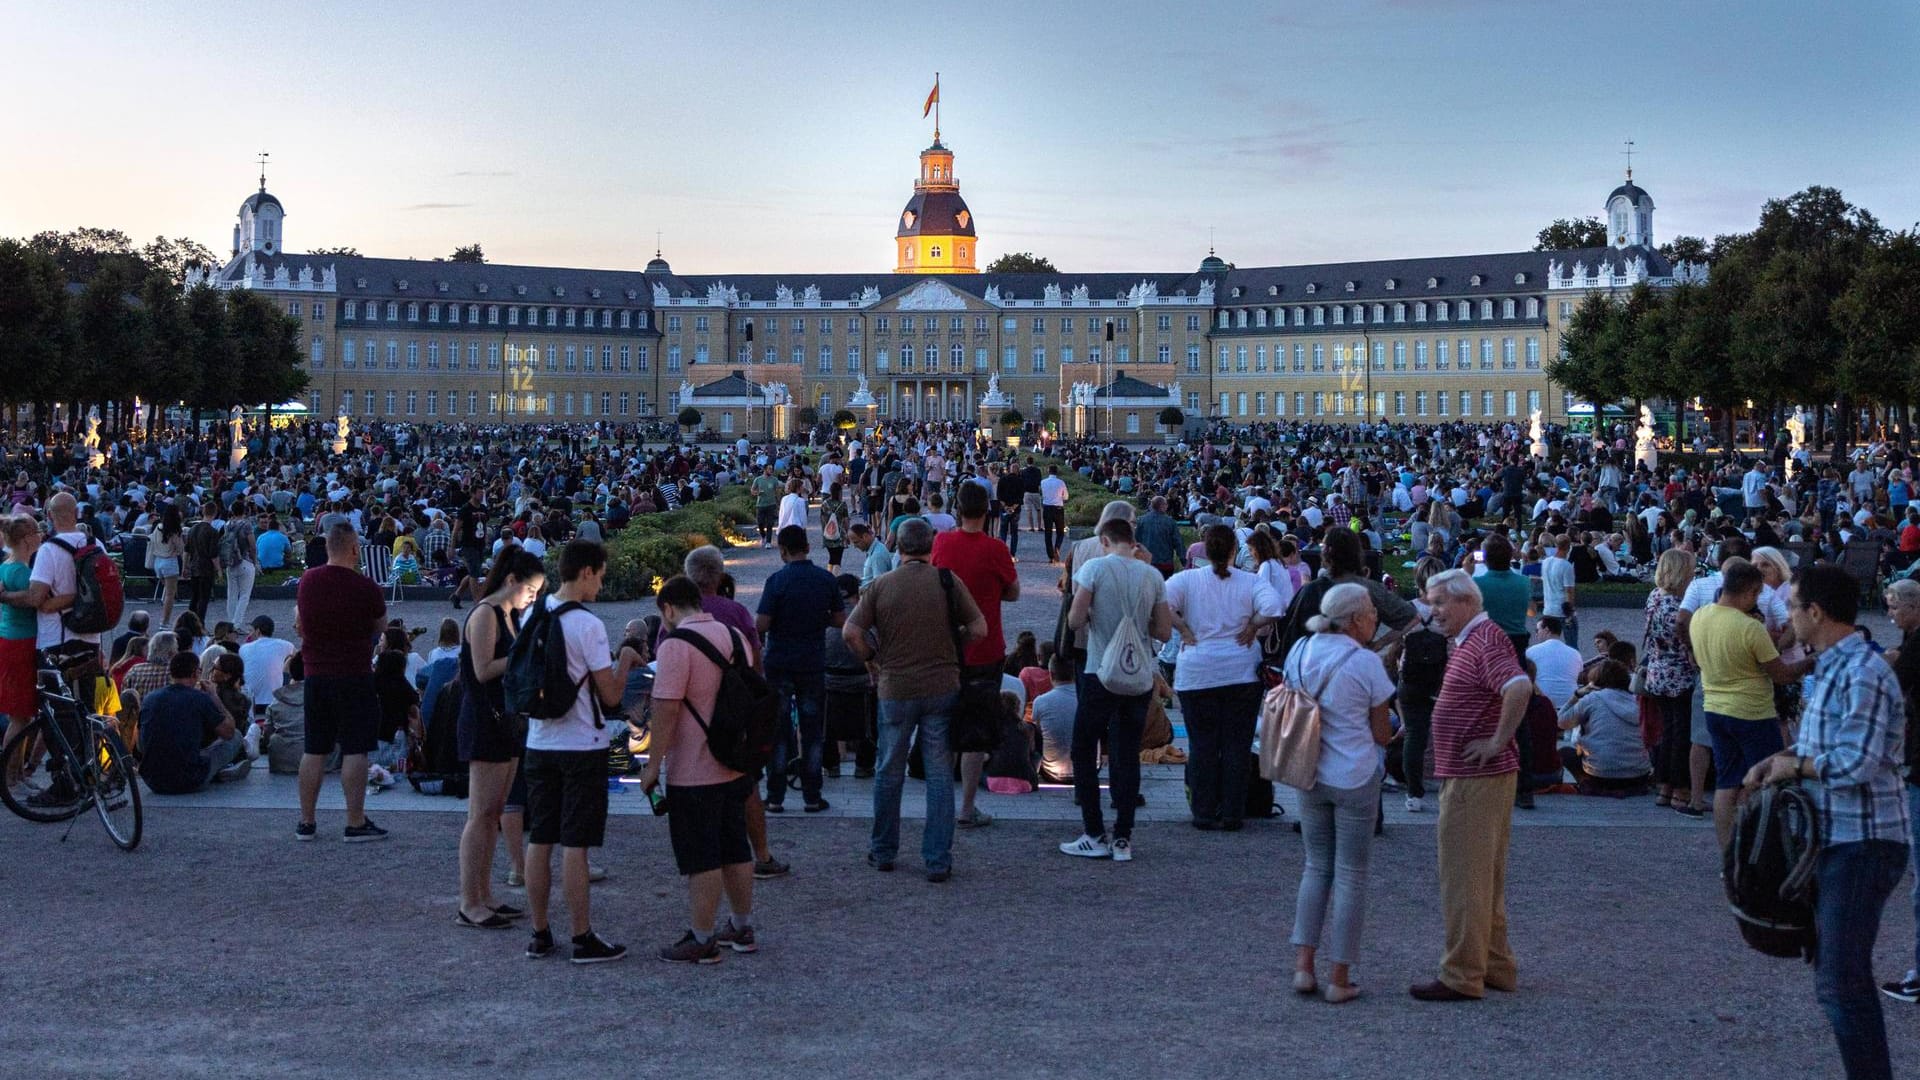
1290, 769, 1383, 966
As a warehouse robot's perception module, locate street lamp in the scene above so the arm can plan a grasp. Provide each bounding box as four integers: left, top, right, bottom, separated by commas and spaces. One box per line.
1103, 318, 1115, 440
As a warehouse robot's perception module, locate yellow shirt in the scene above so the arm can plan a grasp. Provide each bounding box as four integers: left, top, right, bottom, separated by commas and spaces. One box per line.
1690, 602, 1779, 720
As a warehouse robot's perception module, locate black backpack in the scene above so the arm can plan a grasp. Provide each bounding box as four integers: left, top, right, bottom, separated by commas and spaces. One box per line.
1723, 782, 1821, 961
1398, 615, 1450, 709
666, 627, 779, 774
504, 600, 598, 726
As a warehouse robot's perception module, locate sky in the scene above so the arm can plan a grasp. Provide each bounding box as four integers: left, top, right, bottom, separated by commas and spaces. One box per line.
2, 0, 1915, 276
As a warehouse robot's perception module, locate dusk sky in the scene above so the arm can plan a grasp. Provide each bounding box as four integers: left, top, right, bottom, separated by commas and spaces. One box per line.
3, 0, 1915, 275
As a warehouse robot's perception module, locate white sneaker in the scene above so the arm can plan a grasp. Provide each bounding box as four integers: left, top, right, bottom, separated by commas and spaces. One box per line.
1059, 833, 1112, 858
1405, 796, 1426, 813
1111, 837, 1133, 862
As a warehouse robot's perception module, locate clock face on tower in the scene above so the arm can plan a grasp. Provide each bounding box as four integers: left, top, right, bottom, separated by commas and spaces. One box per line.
1616, 234, 1626, 245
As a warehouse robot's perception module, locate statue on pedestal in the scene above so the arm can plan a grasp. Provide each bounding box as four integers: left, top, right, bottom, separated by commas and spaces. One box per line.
1634, 404, 1659, 470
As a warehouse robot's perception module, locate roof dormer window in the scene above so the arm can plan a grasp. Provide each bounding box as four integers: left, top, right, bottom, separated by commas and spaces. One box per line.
1384, 278, 1397, 290
1344, 281, 1356, 293
1426, 277, 1439, 288
1469, 274, 1483, 286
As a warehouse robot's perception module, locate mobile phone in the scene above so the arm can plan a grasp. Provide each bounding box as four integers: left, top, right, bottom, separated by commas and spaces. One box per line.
1473, 550, 1486, 564
647, 785, 668, 816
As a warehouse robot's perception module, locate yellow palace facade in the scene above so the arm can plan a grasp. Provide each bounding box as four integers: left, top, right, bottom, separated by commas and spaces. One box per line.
193, 134, 1705, 439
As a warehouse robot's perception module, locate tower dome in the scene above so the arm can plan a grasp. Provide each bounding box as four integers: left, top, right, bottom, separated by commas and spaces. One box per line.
894, 139, 978, 274
1606, 175, 1654, 250
234, 162, 286, 258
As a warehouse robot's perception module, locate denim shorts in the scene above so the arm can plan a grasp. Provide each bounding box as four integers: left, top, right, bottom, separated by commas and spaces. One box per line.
1705, 711, 1783, 790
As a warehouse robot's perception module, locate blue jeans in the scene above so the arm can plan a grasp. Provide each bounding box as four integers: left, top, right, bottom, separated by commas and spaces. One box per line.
1291, 769, 1383, 966
765, 666, 825, 805
1000, 509, 1021, 556
871, 692, 956, 873
1909, 786, 1920, 979
1815, 838, 1908, 1080
1072, 673, 1148, 840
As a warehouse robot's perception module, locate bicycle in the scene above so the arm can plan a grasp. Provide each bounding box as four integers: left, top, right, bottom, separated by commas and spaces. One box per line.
0, 657, 143, 851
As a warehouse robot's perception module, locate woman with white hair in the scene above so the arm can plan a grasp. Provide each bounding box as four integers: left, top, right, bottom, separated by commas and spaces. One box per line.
1283, 581, 1395, 1004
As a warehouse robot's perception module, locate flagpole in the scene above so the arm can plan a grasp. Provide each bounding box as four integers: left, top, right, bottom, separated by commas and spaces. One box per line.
934, 72, 940, 142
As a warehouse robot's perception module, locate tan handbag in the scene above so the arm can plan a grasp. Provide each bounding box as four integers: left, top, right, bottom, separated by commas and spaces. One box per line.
1258, 638, 1354, 790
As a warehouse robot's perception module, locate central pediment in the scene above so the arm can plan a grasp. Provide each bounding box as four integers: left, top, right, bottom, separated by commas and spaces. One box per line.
891, 279, 972, 311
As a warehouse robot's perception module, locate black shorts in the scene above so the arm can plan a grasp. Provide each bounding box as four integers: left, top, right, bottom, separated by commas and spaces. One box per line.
524, 748, 609, 848
456, 693, 524, 764
458, 547, 485, 581
302, 674, 379, 756
666, 776, 753, 876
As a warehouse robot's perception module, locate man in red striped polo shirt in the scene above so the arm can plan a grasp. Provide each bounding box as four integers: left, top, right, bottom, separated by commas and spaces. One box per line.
1410, 568, 1535, 1002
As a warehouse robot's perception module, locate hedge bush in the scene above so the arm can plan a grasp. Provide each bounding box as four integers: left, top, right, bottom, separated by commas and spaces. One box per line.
591, 486, 759, 600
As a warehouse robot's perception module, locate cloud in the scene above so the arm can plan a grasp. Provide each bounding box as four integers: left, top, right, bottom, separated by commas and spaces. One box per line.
448, 170, 515, 178
400, 202, 473, 211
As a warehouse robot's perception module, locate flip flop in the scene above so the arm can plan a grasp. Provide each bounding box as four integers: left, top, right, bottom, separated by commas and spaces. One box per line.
492, 905, 526, 920
455, 911, 514, 930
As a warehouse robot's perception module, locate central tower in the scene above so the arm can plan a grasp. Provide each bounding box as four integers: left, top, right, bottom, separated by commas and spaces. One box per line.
894, 137, 978, 274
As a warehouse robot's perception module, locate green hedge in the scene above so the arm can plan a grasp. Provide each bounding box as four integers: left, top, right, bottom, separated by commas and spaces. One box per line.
592, 486, 758, 600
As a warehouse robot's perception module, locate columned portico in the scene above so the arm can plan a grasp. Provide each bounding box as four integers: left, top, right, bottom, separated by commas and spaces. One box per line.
892, 379, 975, 424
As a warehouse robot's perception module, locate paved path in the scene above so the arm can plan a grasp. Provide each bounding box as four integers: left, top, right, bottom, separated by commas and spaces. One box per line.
2, 809, 1911, 1079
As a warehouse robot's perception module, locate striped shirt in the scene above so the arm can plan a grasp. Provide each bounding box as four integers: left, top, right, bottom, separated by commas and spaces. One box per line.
1430, 613, 1525, 779
1796, 633, 1911, 846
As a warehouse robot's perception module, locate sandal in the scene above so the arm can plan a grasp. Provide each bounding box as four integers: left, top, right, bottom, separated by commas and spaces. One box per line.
454, 910, 515, 930
492, 905, 526, 920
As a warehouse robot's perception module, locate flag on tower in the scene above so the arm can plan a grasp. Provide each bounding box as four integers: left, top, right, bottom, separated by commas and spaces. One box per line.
922, 78, 939, 118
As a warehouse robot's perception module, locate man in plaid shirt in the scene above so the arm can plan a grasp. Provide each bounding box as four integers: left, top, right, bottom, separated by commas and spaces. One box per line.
1326, 492, 1352, 532
1745, 564, 1909, 1080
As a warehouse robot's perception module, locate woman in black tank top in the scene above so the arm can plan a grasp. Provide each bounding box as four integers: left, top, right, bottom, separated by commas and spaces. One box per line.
456, 549, 547, 930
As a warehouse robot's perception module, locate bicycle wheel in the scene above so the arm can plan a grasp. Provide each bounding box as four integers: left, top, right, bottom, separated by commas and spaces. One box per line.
0, 715, 87, 824
89, 724, 142, 851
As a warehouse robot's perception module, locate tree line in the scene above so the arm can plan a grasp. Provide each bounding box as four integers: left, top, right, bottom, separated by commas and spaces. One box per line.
0, 228, 307, 439
1546, 186, 1920, 452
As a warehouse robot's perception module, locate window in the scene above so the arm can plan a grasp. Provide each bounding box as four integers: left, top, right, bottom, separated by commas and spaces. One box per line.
791, 346, 803, 366
1526, 298, 1540, 319
1313, 306, 1325, 326
848, 345, 861, 373
1235, 346, 1248, 372
339, 390, 352, 416
600, 392, 610, 416
1157, 344, 1170, 365
1480, 300, 1494, 320
363, 341, 375, 368
1369, 391, 1381, 418
637, 346, 650, 372
1393, 391, 1406, 417
467, 343, 479, 370
1031, 347, 1046, 374
1311, 344, 1325, 372
1333, 344, 1347, 372
1415, 391, 1427, 417
1032, 393, 1046, 417
564, 345, 576, 372
1254, 308, 1267, 328
1414, 302, 1427, 323
720, 412, 734, 434
620, 345, 632, 372
1436, 391, 1447, 417
1393, 341, 1406, 371
1372, 342, 1385, 370
344, 300, 358, 320
1217, 346, 1229, 373
1414, 340, 1428, 370
385, 341, 398, 369
1332, 391, 1344, 416
1187, 314, 1202, 332
1459, 390, 1471, 417
1528, 389, 1541, 416
1332, 305, 1345, 326
1501, 337, 1516, 370
1525, 337, 1540, 369
1187, 392, 1201, 413
1505, 390, 1518, 417
563, 392, 576, 416
818, 346, 832, 374
694, 344, 708, 364
406, 341, 418, 369
1219, 393, 1230, 416
1500, 298, 1514, 319
468, 391, 478, 416
1292, 392, 1304, 416
1558, 301, 1573, 320
667, 345, 682, 372
368, 390, 379, 415
1312, 392, 1325, 416
1482, 390, 1495, 416
1436, 339, 1450, 370
1186, 345, 1200, 373
508, 306, 520, 326
950, 343, 964, 372
565, 308, 577, 328
406, 390, 418, 416
695, 316, 709, 333
1124, 412, 1139, 434
487, 343, 500, 370
1254, 345, 1266, 372
1235, 392, 1247, 416
900, 344, 915, 372
619, 392, 630, 415
602, 346, 613, 372
1479, 339, 1494, 370
1292, 345, 1305, 372
1255, 391, 1267, 416
1157, 314, 1171, 331
310, 337, 324, 369
426, 341, 439, 369
546, 345, 558, 372
895, 316, 910, 333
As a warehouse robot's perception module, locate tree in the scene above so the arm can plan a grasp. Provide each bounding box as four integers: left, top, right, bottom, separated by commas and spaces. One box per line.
1547, 292, 1630, 407
984, 252, 1056, 274
1835, 229, 1920, 436
1533, 218, 1607, 251
998, 408, 1024, 428
1659, 235, 1710, 267
831, 408, 858, 430
1157, 406, 1184, 428
184, 284, 237, 417
796, 406, 820, 428
139, 236, 219, 284
225, 288, 307, 414
307, 246, 361, 258
74, 261, 149, 423
138, 273, 198, 436
26, 227, 144, 283
450, 244, 486, 264
0, 240, 75, 431
676, 406, 702, 429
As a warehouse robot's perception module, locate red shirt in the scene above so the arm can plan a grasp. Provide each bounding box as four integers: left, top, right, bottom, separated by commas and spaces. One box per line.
1430, 615, 1524, 779
295, 564, 385, 678
931, 527, 1017, 668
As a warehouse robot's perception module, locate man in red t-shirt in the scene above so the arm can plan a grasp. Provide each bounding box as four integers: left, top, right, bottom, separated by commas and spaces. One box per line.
1413, 568, 1534, 1003
293, 523, 389, 843
931, 482, 1018, 828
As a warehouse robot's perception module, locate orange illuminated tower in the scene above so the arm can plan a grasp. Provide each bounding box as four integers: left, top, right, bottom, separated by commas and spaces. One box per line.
894, 130, 978, 274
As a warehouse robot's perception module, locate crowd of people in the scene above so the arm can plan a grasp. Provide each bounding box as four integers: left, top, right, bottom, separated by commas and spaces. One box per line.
1, 410, 1915, 1075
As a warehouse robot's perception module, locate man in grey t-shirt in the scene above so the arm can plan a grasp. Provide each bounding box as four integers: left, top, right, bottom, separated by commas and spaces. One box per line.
1060, 518, 1171, 863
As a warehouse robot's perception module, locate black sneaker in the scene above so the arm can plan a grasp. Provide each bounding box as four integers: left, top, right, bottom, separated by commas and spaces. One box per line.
344, 818, 390, 843
853, 767, 874, 779
525, 929, 555, 959
714, 919, 758, 953
803, 798, 830, 813
753, 857, 791, 880
295, 821, 317, 842
657, 931, 722, 964
571, 931, 628, 965
1514, 790, 1536, 810
765, 802, 785, 814
1882, 977, 1920, 1004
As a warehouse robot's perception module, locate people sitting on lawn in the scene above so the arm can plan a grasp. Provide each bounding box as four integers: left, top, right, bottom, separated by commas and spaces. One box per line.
1556, 660, 1653, 796
138, 651, 250, 794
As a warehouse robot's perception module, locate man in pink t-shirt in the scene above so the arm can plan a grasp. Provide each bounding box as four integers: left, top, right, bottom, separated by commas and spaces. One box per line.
1413, 569, 1534, 1003
643, 576, 759, 965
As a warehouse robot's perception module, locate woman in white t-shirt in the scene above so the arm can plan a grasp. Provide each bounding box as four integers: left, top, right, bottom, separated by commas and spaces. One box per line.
1280, 582, 1395, 1005
776, 479, 810, 533
1166, 525, 1285, 830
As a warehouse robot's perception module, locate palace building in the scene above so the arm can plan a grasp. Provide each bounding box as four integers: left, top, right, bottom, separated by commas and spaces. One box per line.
191, 132, 1705, 439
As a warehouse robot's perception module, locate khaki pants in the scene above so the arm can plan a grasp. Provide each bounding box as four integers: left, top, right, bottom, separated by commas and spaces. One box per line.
1436, 772, 1518, 996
